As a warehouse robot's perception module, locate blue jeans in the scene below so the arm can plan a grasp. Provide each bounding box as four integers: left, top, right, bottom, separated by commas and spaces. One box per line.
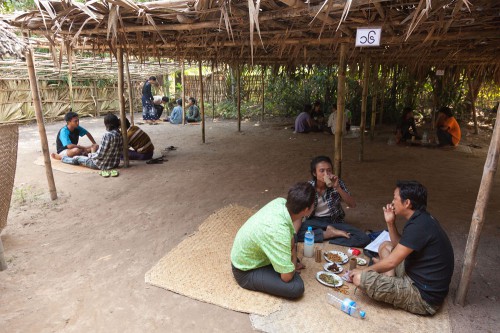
62, 156, 99, 170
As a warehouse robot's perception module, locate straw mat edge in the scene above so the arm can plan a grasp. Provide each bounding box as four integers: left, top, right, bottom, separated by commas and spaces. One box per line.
144, 205, 282, 316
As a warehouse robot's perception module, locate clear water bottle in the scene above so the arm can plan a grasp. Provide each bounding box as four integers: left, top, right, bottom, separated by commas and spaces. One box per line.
326, 292, 366, 319
303, 226, 314, 257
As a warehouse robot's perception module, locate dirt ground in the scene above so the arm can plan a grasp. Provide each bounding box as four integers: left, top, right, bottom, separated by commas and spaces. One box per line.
1, 114, 499, 333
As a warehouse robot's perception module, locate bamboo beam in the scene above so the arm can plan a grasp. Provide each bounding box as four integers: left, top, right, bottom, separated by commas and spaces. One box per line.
199, 60, 205, 143
456, 103, 500, 306
124, 51, 135, 125
237, 63, 241, 132
181, 61, 186, 125
334, 44, 347, 177
261, 65, 265, 122
359, 57, 370, 162
26, 48, 57, 201
116, 47, 129, 168
211, 61, 215, 121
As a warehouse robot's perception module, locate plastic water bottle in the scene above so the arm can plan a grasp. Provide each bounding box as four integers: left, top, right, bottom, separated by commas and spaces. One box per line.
303, 226, 314, 257
326, 292, 366, 319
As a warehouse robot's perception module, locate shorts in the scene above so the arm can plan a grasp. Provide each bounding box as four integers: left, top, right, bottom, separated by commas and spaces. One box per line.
360, 262, 439, 315
58, 149, 69, 157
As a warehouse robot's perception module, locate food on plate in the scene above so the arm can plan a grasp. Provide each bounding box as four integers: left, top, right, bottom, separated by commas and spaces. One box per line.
325, 252, 342, 262
327, 263, 341, 272
357, 258, 367, 266
319, 273, 340, 286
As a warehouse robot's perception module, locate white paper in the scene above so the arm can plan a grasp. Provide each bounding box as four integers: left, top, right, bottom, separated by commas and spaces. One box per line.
364, 230, 391, 253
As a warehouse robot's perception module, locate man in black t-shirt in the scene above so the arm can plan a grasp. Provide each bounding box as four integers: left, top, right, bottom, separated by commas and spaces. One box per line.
349, 181, 454, 315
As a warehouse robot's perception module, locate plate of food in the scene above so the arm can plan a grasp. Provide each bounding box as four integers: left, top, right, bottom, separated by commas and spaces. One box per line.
323, 262, 344, 274
316, 271, 343, 288
323, 250, 349, 264
356, 258, 367, 266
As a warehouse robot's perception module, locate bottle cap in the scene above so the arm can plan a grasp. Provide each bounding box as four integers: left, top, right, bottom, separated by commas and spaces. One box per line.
359, 310, 366, 319
307, 226, 312, 231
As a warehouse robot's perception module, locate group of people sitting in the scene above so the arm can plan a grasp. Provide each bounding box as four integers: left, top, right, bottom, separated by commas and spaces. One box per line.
294, 101, 352, 135
231, 155, 454, 316
142, 76, 201, 125
395, 106, 461, 146
51, 110, 157, 172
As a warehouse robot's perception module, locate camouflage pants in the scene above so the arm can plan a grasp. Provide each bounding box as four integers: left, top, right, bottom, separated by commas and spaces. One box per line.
360, 262, 439, 315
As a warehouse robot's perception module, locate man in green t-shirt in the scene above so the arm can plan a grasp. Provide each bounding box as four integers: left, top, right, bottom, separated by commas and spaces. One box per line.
230, 182, 315, 299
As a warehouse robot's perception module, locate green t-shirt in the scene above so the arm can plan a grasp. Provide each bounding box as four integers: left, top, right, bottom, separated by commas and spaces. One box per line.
230, 198, 295, 274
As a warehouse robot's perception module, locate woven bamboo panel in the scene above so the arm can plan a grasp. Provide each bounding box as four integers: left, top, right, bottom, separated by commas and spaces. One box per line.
0, 124, 18, 232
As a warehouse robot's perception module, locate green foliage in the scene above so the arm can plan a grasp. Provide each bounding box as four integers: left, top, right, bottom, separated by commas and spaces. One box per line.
0, 0, 35, 13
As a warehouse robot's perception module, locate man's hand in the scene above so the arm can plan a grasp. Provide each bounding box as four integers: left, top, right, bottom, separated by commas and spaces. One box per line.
349, 268, 364, 286
383, 203, 396, 225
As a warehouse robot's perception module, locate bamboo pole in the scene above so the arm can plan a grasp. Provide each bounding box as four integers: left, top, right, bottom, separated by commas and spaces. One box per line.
378, 65, 387, 125
468, 72, 483, 135
26, 48, 57, 201
116, 47, 129, 168
359, 57, 370, 162
92, 80, 99, 117
456, 103, 500, 306
0, 237, 7, 271
334, 44, 347, 177
211, 61, 215, 121
261, 65, 265, 122
67, 43, 74, 109
237, 63, 241, 132
181, 61, 186, 125
370, 64, 378, 141
124, 52, 134, 125
199, 60, 206, 143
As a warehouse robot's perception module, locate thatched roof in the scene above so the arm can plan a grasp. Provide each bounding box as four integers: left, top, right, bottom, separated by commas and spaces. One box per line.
4, 0, 500, 68
0, 21, 27, 60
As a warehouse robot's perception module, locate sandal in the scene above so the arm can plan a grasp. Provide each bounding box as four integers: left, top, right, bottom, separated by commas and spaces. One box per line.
164, 146, 177, 151
146, 157, 165, 164
110, 169, 119, 177
99, 170, 111, 177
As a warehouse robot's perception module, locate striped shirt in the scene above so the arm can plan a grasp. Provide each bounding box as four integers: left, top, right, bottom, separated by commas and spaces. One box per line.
127, 126, 154, 154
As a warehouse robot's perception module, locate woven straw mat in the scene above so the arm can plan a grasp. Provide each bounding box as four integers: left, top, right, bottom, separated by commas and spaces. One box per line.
145, 205, 283, 316
0, 124, 18, 232
34, 155, 97, 174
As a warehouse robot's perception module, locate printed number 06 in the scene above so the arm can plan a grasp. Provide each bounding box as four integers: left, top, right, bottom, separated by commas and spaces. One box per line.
360, 30, 377, 45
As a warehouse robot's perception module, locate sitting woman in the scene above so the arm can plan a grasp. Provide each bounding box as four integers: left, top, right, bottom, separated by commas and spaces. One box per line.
395, 107, 420, 143
297, 155, 370, 247
185, 97, 201, 123
167, 98, 183, 124
436, 106, 461, 146
294, 104, 319, 133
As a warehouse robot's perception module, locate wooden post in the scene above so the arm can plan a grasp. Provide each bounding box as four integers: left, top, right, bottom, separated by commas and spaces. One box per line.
67, 42, 74, 109
370, 64, 378, 141
359, 57, 370, 162
211, 61, 215, 121
0, 237, 7, 271
456, 103, 500, 306
261, 65, 266, 122
124, 52, 135, 125
92, 80, 100, 117
26, 48, 57, 200
237, 63, 241, 132
334, 44, 347, 177
468, 72, 483, 135
116, 47, 129, 168
199, 60, 206, 143
181, 61, 186, 125
378, 65, 387, 125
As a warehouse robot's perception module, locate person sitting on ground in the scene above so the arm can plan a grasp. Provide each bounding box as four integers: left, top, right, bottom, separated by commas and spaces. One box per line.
185, 97, 201, 123
349, 181, 454, 315
327, 106, 349, 135
124, 118, 154, 160
142, 76, 158, 123
436, 106, 461, 146
312, 100, 326, 126
297, 156, 370, 247
153, 95, 169, 119
51, 110, 99, 160
166, 98, 183, 124
55, 113, 123, 170
294, 104, 319, 133
231, 182, 315, 299
396, 107, 420, 143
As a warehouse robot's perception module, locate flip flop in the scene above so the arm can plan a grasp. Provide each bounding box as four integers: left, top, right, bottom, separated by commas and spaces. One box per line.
146, 157, 165, 164
99, 170, 110, 177
164, 146, 177, 151
110, 169, 119, 177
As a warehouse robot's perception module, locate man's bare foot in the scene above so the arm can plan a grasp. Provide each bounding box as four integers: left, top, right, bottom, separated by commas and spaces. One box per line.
50, 153, 62, 160
324, 225, 350, 240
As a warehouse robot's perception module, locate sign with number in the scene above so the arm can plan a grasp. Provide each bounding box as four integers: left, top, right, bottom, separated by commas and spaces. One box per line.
355, 28, 382, 47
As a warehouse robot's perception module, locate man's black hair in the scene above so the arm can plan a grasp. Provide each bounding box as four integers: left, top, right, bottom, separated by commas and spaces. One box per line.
439, 106, 453, 118
189, 97, 196, 104
64, 111, 79, 123
396, 180, 427, 211
304, 104, 313, 114
176, 98, 182, 106
286, 182, 315, 214
149, 76, 157, 81
104, 113, 120, 131
310, 155, 333, 180
161, 96, 168, 102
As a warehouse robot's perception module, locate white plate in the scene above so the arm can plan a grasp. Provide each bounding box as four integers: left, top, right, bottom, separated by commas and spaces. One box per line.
323, 262, 344, 274
357, 258, 367, 266
316, 271, 343, 288
323, 250, 349, 264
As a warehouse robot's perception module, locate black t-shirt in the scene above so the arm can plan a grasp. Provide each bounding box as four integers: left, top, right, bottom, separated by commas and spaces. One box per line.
399, 210, 454, 306
56, 126, 81, 154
